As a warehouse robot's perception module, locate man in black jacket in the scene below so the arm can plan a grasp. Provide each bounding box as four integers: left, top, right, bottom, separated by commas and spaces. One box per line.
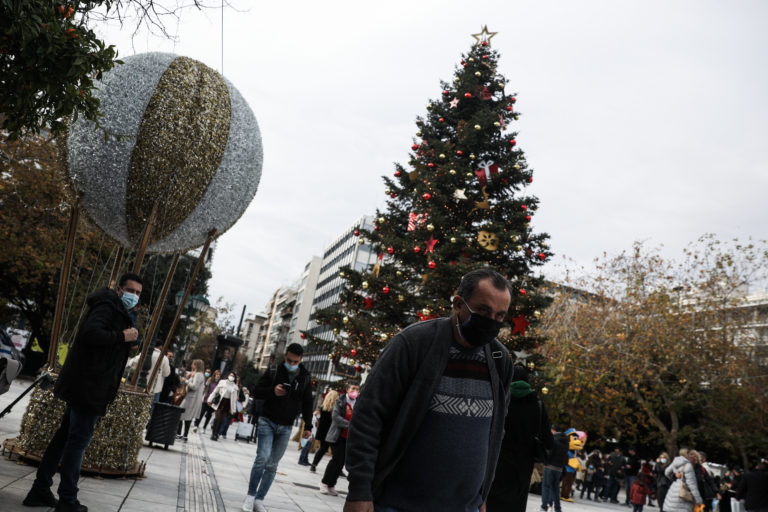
241, 343, 313, 512
23, 273, 143, 512
541, 426, 570, 512
736, 461, 768, 512
343, 268, 514, 512
159, 351, 180, 404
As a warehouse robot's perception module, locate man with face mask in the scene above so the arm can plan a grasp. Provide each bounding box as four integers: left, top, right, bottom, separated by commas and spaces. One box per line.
241, 343, 313, 512
24, 273, 143, 512
343, 267, 514, 512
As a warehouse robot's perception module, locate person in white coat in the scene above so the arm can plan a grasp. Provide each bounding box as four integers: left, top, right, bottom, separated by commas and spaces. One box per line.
177, 359, 205, 441
663, 449, 703, 512
126, 344, 170, 401
208, 371, 239, 441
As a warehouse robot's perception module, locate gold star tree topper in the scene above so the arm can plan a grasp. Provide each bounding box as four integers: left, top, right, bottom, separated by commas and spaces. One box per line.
472, 25, 498, 46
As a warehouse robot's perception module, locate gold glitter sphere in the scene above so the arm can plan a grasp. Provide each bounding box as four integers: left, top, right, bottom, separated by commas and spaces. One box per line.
450, 237, 457, 243
468, 57, 475, 62
333, 328, 340, 335
498, 82, 504, 87
511, 235, 519, 242
381, 334, 389, 341
384, 188, 391, 195
439, 153, 446, 159
494, 122, 501, 127
358, 238, 365, 245
396, 270, 402, 276
343, 316, 349, 324
534, 310, 542, 318
362, 281, 369, 289
339, 271, 345, 277
474, 124, 482, 130
466, 172, 474, 178
469, 153, 476, 159
398, 294, 405, 302
514, 164, 521, 170
427, 224, 435, 231
422, 308, 431, 315
542, 387, 549, 395
527, 361, 535, 370
378, 216, 385, 223
516, 245, 523, 251
474, 71, 482, 77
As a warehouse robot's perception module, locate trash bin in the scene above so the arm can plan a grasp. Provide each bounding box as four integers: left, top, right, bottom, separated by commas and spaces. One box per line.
145, 402, 184, 449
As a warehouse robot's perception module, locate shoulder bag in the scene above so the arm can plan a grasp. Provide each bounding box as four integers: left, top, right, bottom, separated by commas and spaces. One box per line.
680, 476, 695, 503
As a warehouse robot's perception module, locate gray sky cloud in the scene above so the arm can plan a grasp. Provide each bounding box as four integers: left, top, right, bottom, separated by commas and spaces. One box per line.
97, 0, 768, 314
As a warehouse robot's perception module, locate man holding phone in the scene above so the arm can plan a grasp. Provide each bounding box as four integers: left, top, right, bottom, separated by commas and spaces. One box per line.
242, 343, 313, 512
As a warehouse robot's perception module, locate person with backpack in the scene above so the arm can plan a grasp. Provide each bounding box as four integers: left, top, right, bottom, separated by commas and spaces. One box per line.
241, 343, 313, 512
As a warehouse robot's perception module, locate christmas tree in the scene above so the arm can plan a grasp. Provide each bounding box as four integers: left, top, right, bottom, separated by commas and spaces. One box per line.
309, 27, 552, 377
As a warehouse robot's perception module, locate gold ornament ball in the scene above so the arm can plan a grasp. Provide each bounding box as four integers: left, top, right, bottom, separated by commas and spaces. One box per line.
439, 153, 446, 159
454, 77, 460, 83
514, 114, 520, 120
527, 361, 535, 370
384, 188, 391, 195
541, 387, 549, 395
498, 82, 504, 87
339, 271, 345, 277
358, 238, 365, 245
426, 224, 434, 231
378, 216, 385, 223
449, 169, 457, 175
422, 308, 431, 315
396, 270, 402, 276
516, 245, 523, 251
343, 316, 349, 324
466, 172, 474, 178
380, 334, 389, 341
426, 104, 432, 110
398, 294, 405, 302
474, 71, 481, 77
469, 153, 476, 159
349, 359, 355, 365
494, 121, 501, 127
541, 242, 549, 249
511, 235, 519, 242
450, 237, 457, 243
333, 328, 340, 335
328, 354, 334, 360
468, 57, 475, 62
416, 130, 422, 136
474, 124, 481, 130
361, 281, 369, 289
534, 310, 541, 318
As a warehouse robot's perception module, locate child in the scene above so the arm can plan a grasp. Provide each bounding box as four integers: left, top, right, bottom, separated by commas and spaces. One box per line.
630, 472, 651, 512
580, 464, 597, 500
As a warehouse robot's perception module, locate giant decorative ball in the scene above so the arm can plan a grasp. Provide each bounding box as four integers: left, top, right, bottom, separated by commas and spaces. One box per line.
66, 52, 263, 253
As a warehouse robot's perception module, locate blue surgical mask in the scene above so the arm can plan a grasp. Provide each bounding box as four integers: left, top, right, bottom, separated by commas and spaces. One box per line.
121, 292, 139, 310
284, 362, 299, 372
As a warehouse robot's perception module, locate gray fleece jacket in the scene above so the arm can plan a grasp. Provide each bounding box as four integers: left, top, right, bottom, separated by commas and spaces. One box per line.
345, 316, 513, 503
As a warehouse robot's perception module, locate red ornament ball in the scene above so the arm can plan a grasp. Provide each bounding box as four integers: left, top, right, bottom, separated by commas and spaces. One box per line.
443, 90, 450, 95
482, 54, 489, 60
506, 106, 513, 111
428, 261, 437, 269
528, 177, 533, 183
355, 365, 362, 372
520, 289, 527, 296
521, 205, 527, 211
300, 333, 306, 339
374, 225, 379, 231
382, 286, 390, 294
526, 215, 532, 222
509, 139, 517, 146
427, 162, 435, 168
394, 170, 402, 177
387, 246, 395, 254
481, 41, 488, 47
464, 92, 472, 98
351, 349, 358, 356
414, 246, 422, 253
438, 117, 445, 123
538, 252, 546, 261
510, 96, 517, 103
353, 230, 359, 236
422, 193, 432, 201
390, 192, 397, 198
456, 150, 464, 156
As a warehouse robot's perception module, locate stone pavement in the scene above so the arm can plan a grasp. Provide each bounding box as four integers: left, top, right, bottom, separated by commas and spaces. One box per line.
1, 378, 631, 511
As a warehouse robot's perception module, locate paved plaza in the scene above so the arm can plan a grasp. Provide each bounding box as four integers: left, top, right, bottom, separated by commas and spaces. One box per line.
1, 378, 629, 512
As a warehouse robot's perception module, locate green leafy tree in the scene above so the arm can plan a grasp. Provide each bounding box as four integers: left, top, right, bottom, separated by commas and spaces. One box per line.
309, 31, 552, 374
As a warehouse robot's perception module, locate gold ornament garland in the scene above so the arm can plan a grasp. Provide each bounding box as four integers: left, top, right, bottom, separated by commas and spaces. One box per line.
16, 385, 152, 474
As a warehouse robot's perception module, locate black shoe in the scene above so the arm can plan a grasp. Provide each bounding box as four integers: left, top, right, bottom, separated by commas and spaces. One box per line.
23, 486, 58, 507
210, 435, 218, 441
182, 436, 188, 442
55, 500, 87, 512
298, 460, 311, 466
309, 464, 316, 473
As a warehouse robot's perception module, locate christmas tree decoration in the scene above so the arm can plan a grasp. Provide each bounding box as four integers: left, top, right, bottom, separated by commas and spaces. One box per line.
361, 281, 369, 289
382, 286, 390, 294
538, 252, 546, 261
541, 387, 549, 395
471, 25, 498, 46
511, 314, 531, 335
354, 230, 359, 236
387, 246, 395, 254
343, 316, 349, 324
351, 349, 358, 356
477, 231, 499, 251
310, 28, 552, 372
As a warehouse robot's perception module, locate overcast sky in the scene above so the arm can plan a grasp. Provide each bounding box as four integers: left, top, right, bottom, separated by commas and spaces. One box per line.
98, 0, 768, 316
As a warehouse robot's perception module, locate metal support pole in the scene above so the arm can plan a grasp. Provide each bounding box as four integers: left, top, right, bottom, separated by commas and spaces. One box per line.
147, 229, 216, 392
129, 252, 180, 389
108, 246, 125, 290
131, 201, 159, 274
47, 198, 80, 370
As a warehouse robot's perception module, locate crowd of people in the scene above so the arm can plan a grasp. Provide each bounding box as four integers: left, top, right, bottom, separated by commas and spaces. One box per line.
16, 269, 768, 512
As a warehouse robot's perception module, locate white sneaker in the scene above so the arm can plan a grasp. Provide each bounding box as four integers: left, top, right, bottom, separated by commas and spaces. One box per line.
319, 483, 330, 494
242, 495, 255, 511
327, 486, 338, 496
254, 498, 267, 512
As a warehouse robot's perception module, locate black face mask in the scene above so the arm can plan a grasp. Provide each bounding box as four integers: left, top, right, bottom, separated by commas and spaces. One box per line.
456, 298, 504, 347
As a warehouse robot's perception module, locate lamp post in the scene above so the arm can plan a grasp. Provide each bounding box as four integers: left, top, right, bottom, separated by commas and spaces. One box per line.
173, 291, 209, 367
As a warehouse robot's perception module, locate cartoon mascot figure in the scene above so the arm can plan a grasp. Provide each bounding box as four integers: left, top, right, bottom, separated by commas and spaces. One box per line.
560, 428, 586, 501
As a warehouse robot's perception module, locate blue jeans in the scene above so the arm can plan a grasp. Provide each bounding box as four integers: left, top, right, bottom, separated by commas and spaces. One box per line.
247, 417, 292, 499
541, 468, 562, 512
625, 475, 636, 504
298, 436, 313, 463
34, 405, 99, 504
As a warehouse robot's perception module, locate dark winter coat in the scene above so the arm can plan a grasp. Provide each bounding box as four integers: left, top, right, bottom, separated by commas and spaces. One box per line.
736, 466, 768, 512
252, 363, 313, 427
544, 432, 570, 470
607, 452, 627, 478
160, 363, 180, 403
695, 464, 717, 503
315, 409, 332, 442
54, 287, 136, 416
654, 461, 672, 511
486, 382, 553, 512
345, 317, 513, 503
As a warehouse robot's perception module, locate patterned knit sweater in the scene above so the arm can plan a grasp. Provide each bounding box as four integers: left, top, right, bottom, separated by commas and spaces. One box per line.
377, 340, 493, 511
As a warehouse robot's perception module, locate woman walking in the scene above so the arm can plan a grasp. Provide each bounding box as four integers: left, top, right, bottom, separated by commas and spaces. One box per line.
194, 369, 220, 433
177, 359, 205, 441
663, 449, 703, 512
319, 382, 359, 496
309, 389, 339, 473
208, 372, 239, 441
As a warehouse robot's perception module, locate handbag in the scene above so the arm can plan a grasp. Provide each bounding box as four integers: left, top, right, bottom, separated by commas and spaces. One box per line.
680, 479, 695, 503
173, 383, 187, 405
211, 392, 221, 406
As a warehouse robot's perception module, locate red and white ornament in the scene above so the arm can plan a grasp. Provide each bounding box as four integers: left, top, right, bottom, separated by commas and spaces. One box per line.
474, 160, 500, 186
